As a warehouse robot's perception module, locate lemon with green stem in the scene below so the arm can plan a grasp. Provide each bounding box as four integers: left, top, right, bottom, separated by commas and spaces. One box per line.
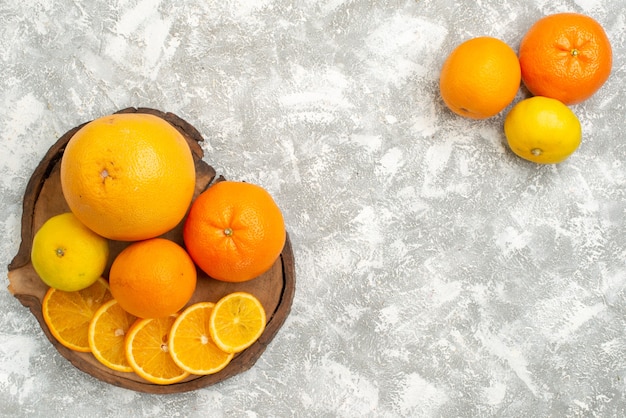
31, 212, 109, 291
504, 96, 582, 164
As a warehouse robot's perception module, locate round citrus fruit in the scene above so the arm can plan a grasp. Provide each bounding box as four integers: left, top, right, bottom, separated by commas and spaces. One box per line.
42, 277, 112, 352
504, 96, 582, 164
183, 181, 286, 283
88, 299, 138, 372
60, 112, 196, 241
168, 302, 234, 375
519, 13, 612, 105
439, 36, 521, 119
209, 292, 266, 354
31, 212, 109, 292
109, 238, 197, 319
125, 315, 190, 385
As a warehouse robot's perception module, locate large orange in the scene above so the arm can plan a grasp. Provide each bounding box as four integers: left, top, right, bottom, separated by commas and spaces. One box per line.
183, 181, 286, 283
439, 37, 521, 119
519, 13, 612, 105
60, 113, 196, 241
109, 238, 197, 319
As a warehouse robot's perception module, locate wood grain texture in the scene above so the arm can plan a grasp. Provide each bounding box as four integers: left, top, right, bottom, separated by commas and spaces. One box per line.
7, 108, 295, 394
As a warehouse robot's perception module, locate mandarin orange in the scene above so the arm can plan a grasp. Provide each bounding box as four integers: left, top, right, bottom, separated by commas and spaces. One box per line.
519, 13, 612, 104
183, 181, 286, 283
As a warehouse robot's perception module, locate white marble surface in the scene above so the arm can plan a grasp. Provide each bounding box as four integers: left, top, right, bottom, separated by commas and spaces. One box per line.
1, 0, 626, 416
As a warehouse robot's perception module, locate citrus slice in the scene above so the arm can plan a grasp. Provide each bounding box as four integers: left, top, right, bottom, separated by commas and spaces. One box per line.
209, 292, 267, 354
125, 315, 190, 385
42, 277, 112, 352
88, 299, 138, 372
169, 302, 234, 375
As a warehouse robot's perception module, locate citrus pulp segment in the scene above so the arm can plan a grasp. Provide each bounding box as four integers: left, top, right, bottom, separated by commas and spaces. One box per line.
125, 315, 191, 385
169, 302, 234, 375
42, 278, 112, 352
88, 299, 138, 372
60, 113, 196, 241
209, 292, 267, 354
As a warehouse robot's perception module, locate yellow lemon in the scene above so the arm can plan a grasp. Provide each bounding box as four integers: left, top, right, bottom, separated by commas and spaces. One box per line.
31, 212, 109, 291
504, 96, 582, 164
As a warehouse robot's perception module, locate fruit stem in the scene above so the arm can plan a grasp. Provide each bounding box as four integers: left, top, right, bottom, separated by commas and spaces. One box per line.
56, 248, 65, 257
224, 228, 233, 237
531, 148, 543, 156
571, 48, 579, 57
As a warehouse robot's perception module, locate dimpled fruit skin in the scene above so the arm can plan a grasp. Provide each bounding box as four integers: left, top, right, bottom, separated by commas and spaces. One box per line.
519, 12, 612, 105
439, 36, 521, 119
31, 212, 109, 292
504, 96, 582, 164
108, 238, 197, 319
183, 181, 286, 283
60, 113, 196, 241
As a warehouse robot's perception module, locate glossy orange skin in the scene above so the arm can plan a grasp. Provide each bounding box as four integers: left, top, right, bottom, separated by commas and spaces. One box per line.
109, 238, 197, 319
183, 181, 286, 283
439, 37, 521, 119
519, 13, 612, 105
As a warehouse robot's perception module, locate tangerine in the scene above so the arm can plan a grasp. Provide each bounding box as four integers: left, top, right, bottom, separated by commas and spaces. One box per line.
109, 238, 197, 319
183, 181, 286, 283
60, 113, 196, 241
519, 13, 612, 104
439, 36, 521, 119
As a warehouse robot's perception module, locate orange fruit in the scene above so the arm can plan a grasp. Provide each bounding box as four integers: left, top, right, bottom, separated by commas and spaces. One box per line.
42, 278, 112, 352
88, 299, 138, 372
60, 113, 196, 241
183, 181, 286, 283
209, 292, 266, 353
109, 238, 197, 319
439, 36, 521, 119
168, 302, 234, 375
125, 315, 190, 385
519, 13, 612, 105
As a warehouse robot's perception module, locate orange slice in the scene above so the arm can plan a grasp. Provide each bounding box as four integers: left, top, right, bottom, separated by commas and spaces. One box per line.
125, 315, 190, 385
209, 292, 266, 354
88, 299, 137, 372
42, 277, 112, 352
168, 302, 234, 375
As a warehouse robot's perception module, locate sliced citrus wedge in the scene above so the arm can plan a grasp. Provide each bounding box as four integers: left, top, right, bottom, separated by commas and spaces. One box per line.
88, 299, 137, 372
125, 315, 190, 385
42, 277, 112, 352
209, 292, 266, 354
169, 302, 234, 375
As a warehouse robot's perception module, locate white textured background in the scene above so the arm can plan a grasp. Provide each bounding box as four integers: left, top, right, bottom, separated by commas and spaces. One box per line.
1, 0, 626, 416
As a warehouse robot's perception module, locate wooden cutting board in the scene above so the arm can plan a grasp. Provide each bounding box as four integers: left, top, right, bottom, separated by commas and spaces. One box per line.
7, 107, 296, 394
